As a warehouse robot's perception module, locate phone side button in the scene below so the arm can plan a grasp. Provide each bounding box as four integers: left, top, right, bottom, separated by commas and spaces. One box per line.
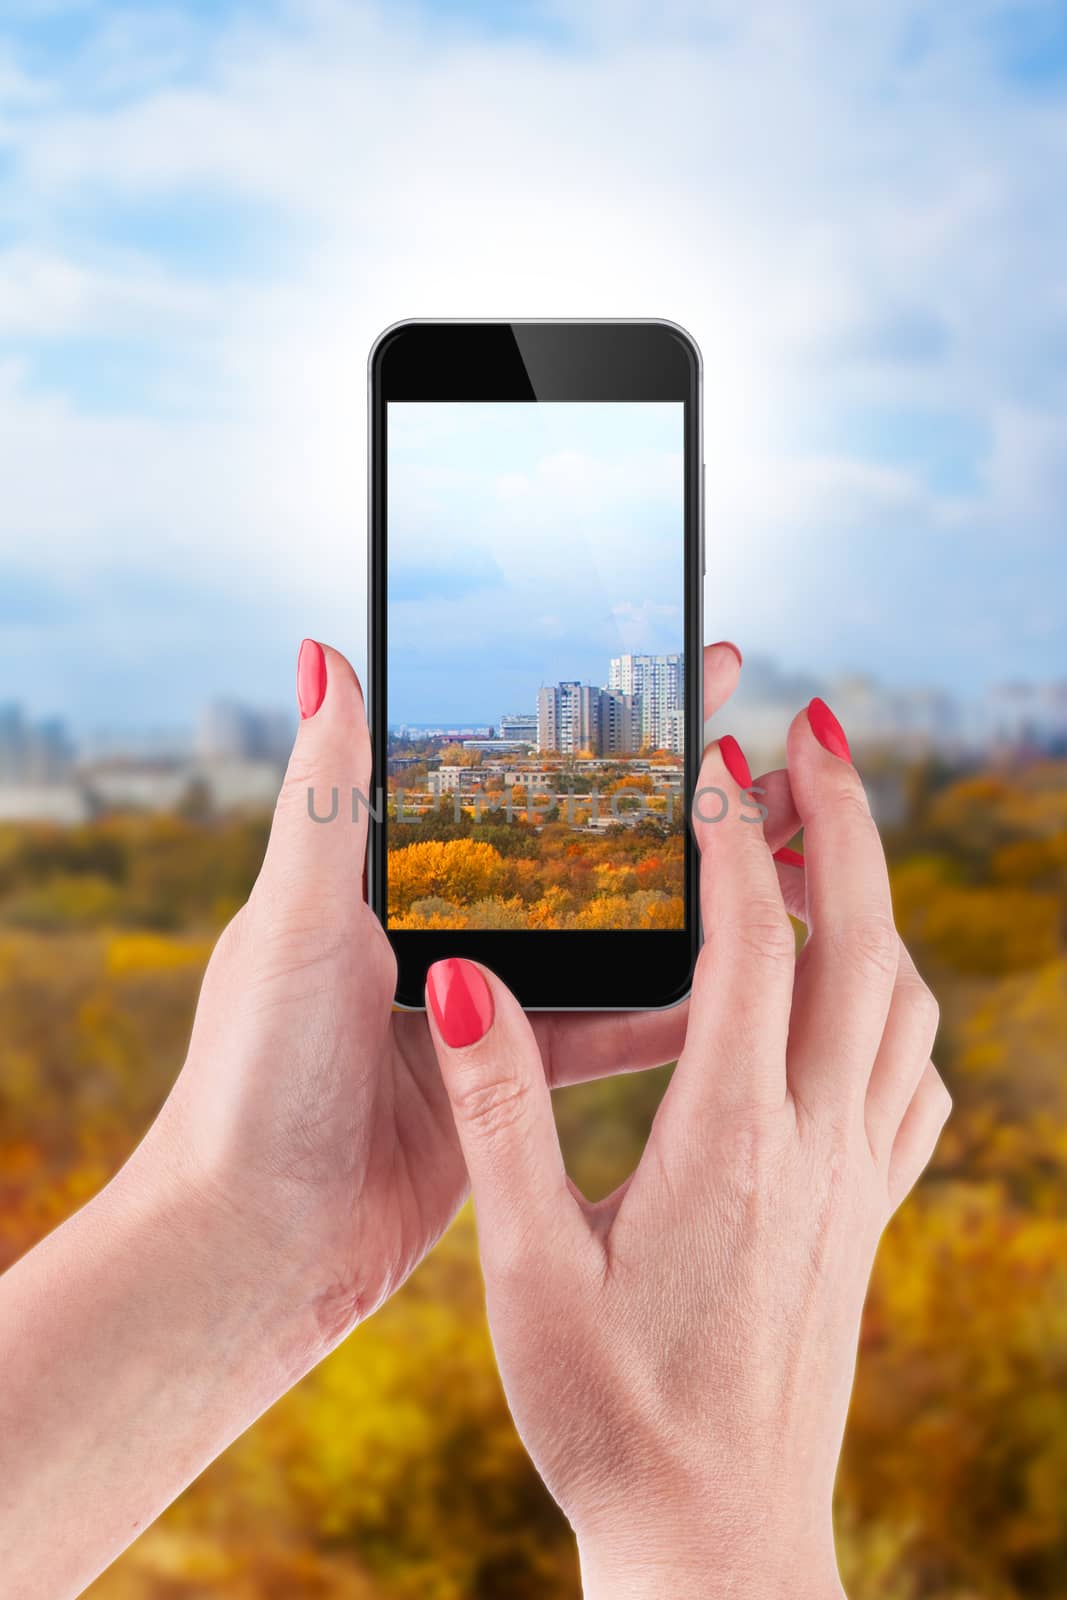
701, 462, 706, 575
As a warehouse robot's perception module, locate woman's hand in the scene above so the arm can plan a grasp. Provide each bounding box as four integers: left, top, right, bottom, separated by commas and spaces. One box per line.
2, 635, 786, 1599
154, 638, 765, 1344
424, 700, 950, 1600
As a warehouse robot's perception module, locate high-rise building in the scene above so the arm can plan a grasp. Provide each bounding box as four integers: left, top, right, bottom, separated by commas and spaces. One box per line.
536, 687, 558, 753
982, 680, 1067, 752
536, 683, 641, 755
665, 707, 685, 756
197, 700, 294, 763
0, 704, 75, 784
599, 690, 640, 755
609, 654, 684, 750
538, 682, 600, 755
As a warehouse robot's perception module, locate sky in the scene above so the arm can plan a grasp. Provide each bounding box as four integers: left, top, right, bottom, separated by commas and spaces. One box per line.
1, 0, 1066, 735
387, 402, 684, 722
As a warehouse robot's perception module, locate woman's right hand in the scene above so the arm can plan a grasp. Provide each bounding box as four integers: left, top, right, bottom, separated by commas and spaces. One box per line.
423, 699, 950, 1600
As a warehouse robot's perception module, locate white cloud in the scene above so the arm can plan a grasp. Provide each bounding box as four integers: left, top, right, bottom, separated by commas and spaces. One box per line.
0, 245, 214, 336
0, 0, 1064, 716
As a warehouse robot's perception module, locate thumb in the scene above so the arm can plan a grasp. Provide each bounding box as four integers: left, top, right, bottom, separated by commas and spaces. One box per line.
259, 639, 373, 907
426, 959, 582, 1272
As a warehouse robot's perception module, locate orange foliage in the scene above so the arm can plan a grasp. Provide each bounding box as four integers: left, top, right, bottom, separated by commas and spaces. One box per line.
0, 758, 1065, 1597
387, 839, 510, 917
388, 815, 684, 930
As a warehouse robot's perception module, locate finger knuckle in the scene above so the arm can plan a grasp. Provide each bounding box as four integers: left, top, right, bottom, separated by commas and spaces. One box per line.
451, 1071, 530, 1140
711, 885, 794, 964
830, 912, 899, 983
279, 758, 321, 809
734, 905, 797, 967
900, 977, 940, 1038
369, 927, 399, 994
827, 782, 873, 826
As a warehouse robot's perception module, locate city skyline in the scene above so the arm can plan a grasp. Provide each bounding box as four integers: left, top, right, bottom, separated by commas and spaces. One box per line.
7, 655, 1067, 767
4, 652, 1067, 824
534, 654, 684, 757
391, 651, 685, 758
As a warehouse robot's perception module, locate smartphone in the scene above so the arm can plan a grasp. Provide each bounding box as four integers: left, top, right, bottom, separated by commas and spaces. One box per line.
368, 320, 703, 1010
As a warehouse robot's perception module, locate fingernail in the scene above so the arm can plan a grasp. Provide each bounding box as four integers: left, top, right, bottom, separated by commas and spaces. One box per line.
807, 697, 851, 762
427, 959, 494, 1048
718, 733, 752, 788
774, 846, 805, 867
297, 639, 327, 719
712, 640, 743, 668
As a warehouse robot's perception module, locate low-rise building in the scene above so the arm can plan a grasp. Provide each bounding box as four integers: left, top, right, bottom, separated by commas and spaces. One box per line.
428, 765, 464, 797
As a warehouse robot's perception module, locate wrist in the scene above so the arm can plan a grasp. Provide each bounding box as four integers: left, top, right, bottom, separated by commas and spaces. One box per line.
0, 1097, 328, 1598
577, 1523, 844, 1600
112, 1114, 334, 1385
580, 1557, 845, 1600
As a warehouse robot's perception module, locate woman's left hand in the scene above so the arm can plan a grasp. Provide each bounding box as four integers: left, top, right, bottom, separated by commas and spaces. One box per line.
0, 636, 796, 1599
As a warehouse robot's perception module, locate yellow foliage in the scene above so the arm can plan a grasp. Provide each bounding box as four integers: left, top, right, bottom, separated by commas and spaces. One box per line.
893, 861, 1061, 975
385, 818, 686, 929
0, 760, 1064, 1598
106, 933, 214, 975
387, 839, 508, 916
641, 894, 685, 929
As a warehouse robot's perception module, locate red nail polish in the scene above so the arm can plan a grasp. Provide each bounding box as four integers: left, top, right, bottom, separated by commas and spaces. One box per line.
774, 846, 805, 867
712, 640, 743, 668
427, 959, 494, 1048
718, 733, 752, 789
297, 639, 327, 719
807, 697, 851, 762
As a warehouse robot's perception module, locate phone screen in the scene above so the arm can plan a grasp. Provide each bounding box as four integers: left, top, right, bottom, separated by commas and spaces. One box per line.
385, 400, 686, 934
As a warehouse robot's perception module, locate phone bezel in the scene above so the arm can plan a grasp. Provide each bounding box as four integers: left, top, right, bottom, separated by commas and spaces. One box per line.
368, 319, 703, 1011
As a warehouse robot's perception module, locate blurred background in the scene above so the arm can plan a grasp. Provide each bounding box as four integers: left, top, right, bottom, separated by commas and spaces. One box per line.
1, 1, 1066, 1595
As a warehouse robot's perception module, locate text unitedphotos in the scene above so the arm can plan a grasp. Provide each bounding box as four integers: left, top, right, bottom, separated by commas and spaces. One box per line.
305, 786, 770, 827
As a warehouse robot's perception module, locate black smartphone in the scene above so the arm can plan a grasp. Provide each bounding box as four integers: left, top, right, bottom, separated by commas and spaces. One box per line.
368, 320, 703, 1010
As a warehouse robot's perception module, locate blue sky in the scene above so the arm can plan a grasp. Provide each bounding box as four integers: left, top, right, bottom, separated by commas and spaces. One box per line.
1, 0, 1066, 735
388, 402, 684, 722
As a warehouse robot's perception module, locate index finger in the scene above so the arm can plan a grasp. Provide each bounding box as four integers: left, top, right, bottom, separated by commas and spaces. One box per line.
532, 762, 801, 1088
784, 699, 898, 1115
659, 735, 794, 1130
